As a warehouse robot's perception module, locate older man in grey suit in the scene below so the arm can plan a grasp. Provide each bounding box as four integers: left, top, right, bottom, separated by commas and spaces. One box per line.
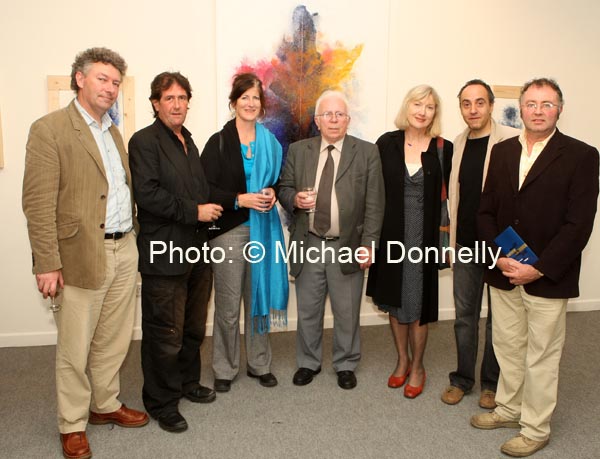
23, 48, 147, 459
279, 90, 384, 390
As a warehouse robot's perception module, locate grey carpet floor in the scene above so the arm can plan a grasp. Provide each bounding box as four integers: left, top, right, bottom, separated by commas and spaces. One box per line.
1, 311, 599, 458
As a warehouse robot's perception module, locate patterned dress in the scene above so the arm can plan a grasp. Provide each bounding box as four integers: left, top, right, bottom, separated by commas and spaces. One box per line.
379, 165, 424, 323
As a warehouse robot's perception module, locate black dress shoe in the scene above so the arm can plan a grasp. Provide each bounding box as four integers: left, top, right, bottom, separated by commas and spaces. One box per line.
214, 379, 232, 392
247, 371, 278, 387
293, 367, 321, 386
158, 411, 188, 433
184, 385, 216, 403
337, 370, 357, 390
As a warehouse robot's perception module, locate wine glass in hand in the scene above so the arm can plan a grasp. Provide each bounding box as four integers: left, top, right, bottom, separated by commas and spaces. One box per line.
208, 204, 221, 231
208, 219, 220, 231
303, 187, 316, 213
259, 188, 274, 213
49, 294, 61, 313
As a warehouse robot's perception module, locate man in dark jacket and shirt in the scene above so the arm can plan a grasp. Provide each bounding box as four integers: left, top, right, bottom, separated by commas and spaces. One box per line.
129, 72, 223, 433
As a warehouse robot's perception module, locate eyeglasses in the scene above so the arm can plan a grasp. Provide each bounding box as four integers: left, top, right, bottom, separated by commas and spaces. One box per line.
315, 111, 349, 121
522, 102, 560, 112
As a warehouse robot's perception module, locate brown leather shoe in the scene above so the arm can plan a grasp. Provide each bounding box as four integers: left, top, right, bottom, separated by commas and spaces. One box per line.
60, 431, 91, 459
89, 404, 149, 428
479, 389, 497, 409
441, 385, 465, 405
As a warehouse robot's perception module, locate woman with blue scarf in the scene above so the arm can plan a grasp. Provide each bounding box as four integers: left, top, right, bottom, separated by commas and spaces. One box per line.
200, 73, 288, 393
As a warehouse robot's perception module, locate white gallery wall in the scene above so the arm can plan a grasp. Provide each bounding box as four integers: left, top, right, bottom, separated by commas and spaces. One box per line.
1, 0, 599, 347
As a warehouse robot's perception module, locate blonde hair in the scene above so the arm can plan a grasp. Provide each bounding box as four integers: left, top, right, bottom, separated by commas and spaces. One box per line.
394, 84, 442, 137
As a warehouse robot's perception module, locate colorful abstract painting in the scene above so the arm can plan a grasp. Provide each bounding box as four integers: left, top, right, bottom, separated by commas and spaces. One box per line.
232, 5, 362, 155
216, 1, 390, 155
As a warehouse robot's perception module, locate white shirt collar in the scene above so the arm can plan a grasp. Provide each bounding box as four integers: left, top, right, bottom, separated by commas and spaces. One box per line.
320, 137, 345, 153
74, 98, 113, 130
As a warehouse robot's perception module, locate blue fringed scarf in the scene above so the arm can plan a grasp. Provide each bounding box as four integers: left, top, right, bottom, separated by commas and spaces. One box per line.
248, 123, 289, 334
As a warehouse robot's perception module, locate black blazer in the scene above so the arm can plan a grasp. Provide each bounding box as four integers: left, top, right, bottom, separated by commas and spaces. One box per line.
366, 130, 453, 325
200, 119, 252, 238
129, 119, 210, 275
478, 130, 599, 298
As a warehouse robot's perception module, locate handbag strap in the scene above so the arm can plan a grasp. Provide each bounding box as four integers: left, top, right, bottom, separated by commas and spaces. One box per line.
436, 137, 447, 201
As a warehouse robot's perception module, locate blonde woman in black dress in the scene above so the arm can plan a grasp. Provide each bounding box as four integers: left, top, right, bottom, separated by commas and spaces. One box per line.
367, 85, 452, 398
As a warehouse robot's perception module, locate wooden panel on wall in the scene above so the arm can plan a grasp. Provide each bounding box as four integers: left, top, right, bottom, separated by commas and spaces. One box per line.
492, 85, 522, 100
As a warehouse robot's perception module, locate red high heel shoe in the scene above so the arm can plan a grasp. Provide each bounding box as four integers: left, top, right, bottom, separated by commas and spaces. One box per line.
404, 371, 426, 398
387, 366, 411, 388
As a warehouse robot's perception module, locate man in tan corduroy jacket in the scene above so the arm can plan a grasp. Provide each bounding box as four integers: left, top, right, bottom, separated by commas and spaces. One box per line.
22, 47, 147, 459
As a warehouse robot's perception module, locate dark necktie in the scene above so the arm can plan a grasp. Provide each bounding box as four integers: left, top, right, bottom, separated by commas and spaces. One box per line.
314, 145, 335, 235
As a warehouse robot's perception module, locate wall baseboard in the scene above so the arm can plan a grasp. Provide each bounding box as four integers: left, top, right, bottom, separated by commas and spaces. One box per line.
2, 299, 599, 348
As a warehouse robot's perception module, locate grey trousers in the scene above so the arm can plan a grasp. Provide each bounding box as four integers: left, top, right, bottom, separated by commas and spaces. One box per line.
209, 225, 272, 379
294, 234, 364, 372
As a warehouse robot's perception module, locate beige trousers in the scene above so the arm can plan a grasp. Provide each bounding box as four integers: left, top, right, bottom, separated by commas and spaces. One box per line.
490, 286, 567, 441
54, 232, 138, 433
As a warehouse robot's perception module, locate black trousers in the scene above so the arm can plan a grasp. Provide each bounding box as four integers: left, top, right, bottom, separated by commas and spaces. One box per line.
140, 262, 212, 417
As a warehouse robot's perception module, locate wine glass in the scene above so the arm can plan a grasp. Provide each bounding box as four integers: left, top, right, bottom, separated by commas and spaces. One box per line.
208, 219, 220, 231
259, 188, 274, 213
303, 187, 316, 213
208, 211, 220, 231
49, 294, 61, 313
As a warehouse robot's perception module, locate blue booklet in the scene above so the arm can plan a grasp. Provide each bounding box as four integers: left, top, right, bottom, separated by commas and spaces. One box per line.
494, 226, 539, 265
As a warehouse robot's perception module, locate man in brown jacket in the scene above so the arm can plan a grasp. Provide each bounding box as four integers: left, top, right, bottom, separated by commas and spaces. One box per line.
22, 47, 147, 459
472, 78, 599, 457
